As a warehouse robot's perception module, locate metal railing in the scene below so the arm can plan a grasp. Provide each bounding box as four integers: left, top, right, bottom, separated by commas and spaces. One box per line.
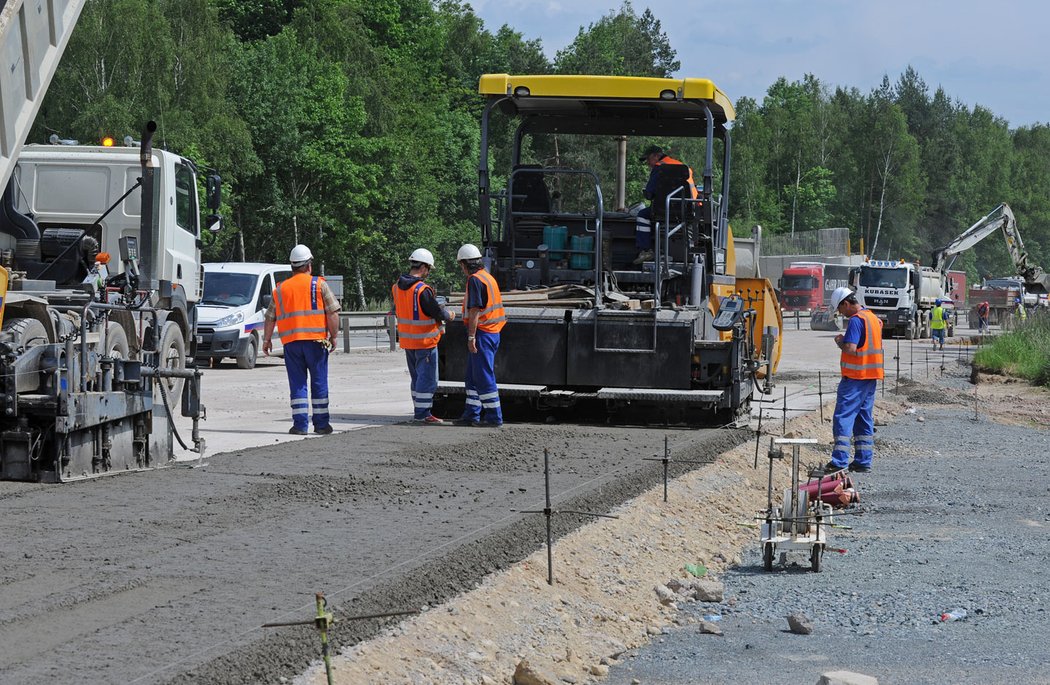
339, 311, 396, 352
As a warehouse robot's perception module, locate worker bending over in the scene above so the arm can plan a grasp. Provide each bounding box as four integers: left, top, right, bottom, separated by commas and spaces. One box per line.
826, 286, 884, 474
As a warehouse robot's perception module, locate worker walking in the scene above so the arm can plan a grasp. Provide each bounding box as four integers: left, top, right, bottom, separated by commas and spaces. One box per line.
454, 244, 506, 427
392, 248, 456, 424
1015, 297, 1027, 325
930, 299, 947, 351
262, 244, 341, 435
826, 286, 884, 474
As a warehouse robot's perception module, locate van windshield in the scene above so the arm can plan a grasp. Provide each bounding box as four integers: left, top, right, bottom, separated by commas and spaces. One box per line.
202, 273, 258, 307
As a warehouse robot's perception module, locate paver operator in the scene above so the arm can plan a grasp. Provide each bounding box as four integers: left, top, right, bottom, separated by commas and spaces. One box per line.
930, 299, 947, 351
392, 248, 456, 425
633, 145, 697, 265
454, 244, 506, 427
826, 286, 884, 474
262, 244, 341, 435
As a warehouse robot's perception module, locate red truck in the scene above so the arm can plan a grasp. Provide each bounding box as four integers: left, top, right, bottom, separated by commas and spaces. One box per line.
779, 262, 851, 313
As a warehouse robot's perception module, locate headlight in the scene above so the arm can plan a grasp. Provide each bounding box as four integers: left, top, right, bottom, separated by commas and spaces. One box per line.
214, 311, 244, 328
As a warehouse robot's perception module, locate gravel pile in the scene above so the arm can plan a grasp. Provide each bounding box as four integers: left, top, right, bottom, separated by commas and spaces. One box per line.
607, 366, 1050, 685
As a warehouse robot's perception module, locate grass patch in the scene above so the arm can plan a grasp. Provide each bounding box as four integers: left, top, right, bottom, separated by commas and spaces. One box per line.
974, 314, 1050, 385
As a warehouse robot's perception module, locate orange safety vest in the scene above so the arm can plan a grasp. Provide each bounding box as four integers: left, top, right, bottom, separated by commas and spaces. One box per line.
462, 269, 506, 333
841, 309, 884, 380
392, 280, 442, 349
273, 272, 329, 344
658, 156, 699, 200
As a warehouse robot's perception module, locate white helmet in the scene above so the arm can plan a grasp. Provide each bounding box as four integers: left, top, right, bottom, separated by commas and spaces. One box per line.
289, 244, 313, 266
457, 243, 482, 261
829, 286, 854, 311
409, 248, 435, 267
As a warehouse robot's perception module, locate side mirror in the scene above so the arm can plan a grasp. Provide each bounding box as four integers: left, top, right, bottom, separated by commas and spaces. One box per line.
260, 294, 272, 311
206, 173, 222, 210
205, 214, 223, 233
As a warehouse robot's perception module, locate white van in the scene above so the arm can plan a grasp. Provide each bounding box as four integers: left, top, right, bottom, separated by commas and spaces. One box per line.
197, 263, 292, 368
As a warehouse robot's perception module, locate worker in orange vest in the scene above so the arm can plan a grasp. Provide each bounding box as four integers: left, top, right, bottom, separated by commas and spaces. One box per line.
633, 145, 697, 265
453, 244, 506, 427
826, 286, 884, 473
262, 244, 341, 435
392, 248, 456, 424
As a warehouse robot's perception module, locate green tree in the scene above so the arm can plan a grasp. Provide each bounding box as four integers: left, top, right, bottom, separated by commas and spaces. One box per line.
554, 2, 678, 77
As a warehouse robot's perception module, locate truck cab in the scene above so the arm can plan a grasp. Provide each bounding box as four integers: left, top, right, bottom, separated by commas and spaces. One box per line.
780, 263, 822, 312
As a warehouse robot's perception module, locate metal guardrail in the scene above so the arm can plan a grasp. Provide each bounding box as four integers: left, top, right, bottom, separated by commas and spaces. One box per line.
340, 311, 396, 352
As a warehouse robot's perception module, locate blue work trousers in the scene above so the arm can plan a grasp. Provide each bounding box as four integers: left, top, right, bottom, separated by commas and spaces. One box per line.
462, 331, 502, 424
635, 206, 652, 249
831, 377, 877, 468
405, 347, 439, 420
284, 339, 330, 431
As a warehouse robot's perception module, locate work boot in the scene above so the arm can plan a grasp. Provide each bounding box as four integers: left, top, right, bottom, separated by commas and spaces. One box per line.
632, 249, 654, 265
420, 415, 444, 425
848, 462, 872, 473
823, 461, 845, 474
313, 425, 334, 435
288, 426, 308, 436
452, 417, 479, 427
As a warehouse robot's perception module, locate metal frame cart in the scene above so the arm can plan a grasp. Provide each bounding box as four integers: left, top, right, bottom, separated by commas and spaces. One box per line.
760, 437, 833, 572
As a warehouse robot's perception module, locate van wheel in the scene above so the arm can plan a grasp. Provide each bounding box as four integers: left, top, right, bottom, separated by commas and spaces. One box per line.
236, 335, 258, 370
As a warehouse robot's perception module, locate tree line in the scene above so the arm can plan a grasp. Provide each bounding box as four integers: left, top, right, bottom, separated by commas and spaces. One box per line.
30, 0, 1050, 304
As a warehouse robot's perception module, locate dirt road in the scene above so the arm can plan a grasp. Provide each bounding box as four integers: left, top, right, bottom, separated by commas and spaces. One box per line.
0, 326, 982, 683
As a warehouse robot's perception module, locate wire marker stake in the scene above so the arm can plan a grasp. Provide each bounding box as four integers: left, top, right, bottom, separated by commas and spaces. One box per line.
753, 409, 764, 469
643, 436, 709, 501
261, 592, 418, 685
520, 448, 618, 585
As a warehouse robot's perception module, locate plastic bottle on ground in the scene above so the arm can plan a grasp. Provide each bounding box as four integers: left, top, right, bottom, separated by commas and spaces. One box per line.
940, 608, 967, 622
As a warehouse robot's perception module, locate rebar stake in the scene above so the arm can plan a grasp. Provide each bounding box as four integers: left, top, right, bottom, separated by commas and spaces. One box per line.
643, 436, 708, 500
818, 371, 824, 423
261, 594, 417, 685
895, 338, 901, 394
520, 448, 617, 585
972, 384, 979, 423
754, 409, 764, 469
782, 385, 788, 435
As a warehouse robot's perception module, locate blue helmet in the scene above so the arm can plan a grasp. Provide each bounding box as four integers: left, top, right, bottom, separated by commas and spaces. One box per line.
935, 299, 942, 305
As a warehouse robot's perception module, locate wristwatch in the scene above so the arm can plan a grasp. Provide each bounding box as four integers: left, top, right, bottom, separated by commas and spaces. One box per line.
468, 335, 476, 341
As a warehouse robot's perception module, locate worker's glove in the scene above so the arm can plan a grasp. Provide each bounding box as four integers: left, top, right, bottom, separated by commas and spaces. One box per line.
318, 339, 334, 353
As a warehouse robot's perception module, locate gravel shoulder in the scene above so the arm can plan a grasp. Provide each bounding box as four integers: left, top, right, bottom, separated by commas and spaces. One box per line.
604, 363, 1050, 685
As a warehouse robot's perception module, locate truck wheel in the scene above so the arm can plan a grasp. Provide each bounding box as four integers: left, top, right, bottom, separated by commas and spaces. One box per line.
156, 322, 187, 407
2, 317, 48, 350
105, 323, 130, 359
236, 335, 258, 370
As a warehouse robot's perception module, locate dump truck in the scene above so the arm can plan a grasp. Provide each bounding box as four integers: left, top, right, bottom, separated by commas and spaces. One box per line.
0, 0, 219, 481
434, 74, 782, 425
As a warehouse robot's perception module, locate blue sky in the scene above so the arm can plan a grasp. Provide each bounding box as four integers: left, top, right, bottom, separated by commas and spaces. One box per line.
468, 0, 1047, 128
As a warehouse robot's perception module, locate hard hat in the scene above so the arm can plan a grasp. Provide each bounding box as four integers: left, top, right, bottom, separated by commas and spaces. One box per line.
289, 244, 313, 266
1015, 297, 1022, 303
457, 243, 482, 261
409, 248, 435, 267
829, 286, 854, 311
935, 299, 942, 305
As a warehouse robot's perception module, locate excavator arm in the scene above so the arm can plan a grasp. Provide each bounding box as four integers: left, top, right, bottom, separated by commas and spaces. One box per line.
932, 203, 1050, 295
